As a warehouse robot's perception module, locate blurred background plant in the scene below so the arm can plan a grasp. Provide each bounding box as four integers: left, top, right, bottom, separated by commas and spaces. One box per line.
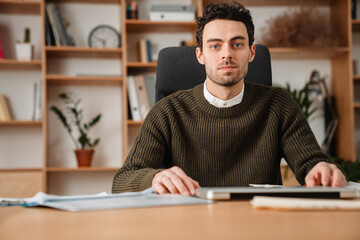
50, 92, 101, 150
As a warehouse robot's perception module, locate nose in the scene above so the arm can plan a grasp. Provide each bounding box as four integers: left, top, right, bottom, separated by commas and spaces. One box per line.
221, 44, 232, 60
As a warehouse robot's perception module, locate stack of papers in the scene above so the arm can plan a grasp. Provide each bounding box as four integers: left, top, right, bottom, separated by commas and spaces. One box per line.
251, 181, 360, 210
0, 188, 212, 212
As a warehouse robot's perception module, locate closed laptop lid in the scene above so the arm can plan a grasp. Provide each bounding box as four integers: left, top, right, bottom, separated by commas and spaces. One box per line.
195, 186, 360, 200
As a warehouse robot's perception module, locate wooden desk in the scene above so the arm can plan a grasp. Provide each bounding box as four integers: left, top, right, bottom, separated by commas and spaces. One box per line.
1, 201, 360, 240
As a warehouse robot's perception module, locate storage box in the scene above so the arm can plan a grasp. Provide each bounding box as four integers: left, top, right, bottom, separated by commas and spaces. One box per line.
149, 5, 195, 22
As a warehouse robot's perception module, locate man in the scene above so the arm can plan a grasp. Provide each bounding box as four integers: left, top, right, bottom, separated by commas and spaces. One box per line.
112, 1, 347, 196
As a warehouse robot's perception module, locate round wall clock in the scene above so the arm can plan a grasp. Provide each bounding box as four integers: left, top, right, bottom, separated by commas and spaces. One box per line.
88, 25, 121, 48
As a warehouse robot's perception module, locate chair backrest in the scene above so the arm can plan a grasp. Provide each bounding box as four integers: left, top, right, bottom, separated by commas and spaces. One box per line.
155, 44, 272, 102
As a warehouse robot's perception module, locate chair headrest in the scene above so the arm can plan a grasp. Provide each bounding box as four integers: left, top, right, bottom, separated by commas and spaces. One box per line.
156, 44, 272, 102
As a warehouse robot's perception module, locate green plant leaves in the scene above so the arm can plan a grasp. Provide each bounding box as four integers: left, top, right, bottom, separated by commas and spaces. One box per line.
50, 92, 101, 150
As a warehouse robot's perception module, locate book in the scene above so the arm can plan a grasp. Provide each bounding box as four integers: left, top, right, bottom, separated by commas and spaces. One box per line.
127, 75, 142, 121
144, 74, 156, 107
45, 10, 56, 46
46, 4, 61, 46
32, 81, 42, 121
139, 39, 147, 63
0, 94, 12, 121
133, 75, 151, 120
146, 40, 152, 62
0, 188, 212, 212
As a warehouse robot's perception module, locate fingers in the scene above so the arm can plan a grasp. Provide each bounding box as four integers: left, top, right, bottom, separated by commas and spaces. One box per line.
305, 162, 347, 187
152, 166, 200, 196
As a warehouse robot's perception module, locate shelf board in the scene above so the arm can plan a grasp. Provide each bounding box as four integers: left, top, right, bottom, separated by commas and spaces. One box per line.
203, 0, 334, 6
354, 75, 360, 81
0, 59, 42, 70
354, 103, 360, 109
269, 47, 349, 59
352, 19, 360, 32
127, 61, 157, 68
0, 120, 42, 126
46, 74, 123, 85
128, 119, 143, 126
46, 46, 122, 58
0, 168, 43, 172
46, 167, 119, 172
0, 0, 41, 14
126, 20, 197, 33
47, 0, 121, 4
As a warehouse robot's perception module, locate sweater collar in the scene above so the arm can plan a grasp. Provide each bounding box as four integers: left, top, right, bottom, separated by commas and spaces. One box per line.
193, 83, 255, 118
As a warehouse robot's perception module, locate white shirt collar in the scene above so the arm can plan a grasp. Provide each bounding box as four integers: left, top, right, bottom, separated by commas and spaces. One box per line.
203, 80, 245, 108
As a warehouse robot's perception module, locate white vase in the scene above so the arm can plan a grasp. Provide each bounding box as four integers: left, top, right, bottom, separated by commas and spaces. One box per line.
15, 43, 33, 61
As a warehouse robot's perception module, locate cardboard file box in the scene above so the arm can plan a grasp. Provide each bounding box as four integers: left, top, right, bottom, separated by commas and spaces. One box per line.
149, 5, 195, 22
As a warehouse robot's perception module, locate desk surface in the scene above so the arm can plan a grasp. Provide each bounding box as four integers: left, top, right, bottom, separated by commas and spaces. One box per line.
1, 200, 360, 240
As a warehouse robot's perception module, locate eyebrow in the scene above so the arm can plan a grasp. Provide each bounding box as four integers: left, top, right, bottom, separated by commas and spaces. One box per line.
206, 35, 246, 43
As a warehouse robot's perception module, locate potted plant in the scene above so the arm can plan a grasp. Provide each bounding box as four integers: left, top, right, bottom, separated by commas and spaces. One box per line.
50, 92, 101, 167
15, 27, 34, 61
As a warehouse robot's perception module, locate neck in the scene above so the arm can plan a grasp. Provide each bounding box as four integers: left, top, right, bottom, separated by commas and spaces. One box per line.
206, 79, 244, 100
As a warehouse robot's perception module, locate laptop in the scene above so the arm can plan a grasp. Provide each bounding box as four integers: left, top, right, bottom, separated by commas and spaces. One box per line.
195, 185, 360, 200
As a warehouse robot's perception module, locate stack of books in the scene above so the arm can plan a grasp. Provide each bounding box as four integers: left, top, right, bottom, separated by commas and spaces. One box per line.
139, 39, 152, 63
45, 3, 75, 46
127, 74, 156, 121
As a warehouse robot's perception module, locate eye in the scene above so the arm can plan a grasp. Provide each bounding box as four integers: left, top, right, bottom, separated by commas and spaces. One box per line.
211, 45, 219, 50
233, 43, 242, 48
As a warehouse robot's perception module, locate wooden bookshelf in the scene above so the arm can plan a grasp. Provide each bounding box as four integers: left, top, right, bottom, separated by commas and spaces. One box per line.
0, 120, 42, 126
46, 46, 123, 58
269, 47, 350, 59
0, 168, 43, 172
48, 0, 121, 4
1, 0, 357, 197
127, 61, 157, 68
0, 0, 41, 15
127, 119, 143, 126
126, 20, 197, 33
46, 75, 123, 85
0, 59, 42, 70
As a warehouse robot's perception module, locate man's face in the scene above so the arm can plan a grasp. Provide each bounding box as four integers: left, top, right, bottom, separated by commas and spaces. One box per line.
196, 19, 255, 87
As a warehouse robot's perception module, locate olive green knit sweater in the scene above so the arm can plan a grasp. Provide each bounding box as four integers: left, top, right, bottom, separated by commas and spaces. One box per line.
112, 83, 331, 193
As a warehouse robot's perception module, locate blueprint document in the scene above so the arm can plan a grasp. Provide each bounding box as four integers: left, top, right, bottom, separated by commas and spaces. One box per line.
0, 188, 213, 212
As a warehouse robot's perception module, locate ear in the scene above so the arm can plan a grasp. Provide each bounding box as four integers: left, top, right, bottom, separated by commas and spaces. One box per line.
196, 47, 205, 65
249, 44, 255, 63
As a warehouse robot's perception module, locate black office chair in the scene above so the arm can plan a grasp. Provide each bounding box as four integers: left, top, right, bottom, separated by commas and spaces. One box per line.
155, 44, 272, 102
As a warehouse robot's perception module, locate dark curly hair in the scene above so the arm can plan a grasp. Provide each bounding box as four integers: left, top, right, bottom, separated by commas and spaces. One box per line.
196, 1, 254, 50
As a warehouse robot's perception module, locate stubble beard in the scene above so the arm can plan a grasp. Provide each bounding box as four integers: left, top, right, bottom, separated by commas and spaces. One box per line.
206, 60, 248, 87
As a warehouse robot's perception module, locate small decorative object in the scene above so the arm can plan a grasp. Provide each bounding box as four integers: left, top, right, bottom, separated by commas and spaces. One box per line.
50, 92, 102, 167
88, 25, 121, 48
259, 4, 340, 48
15, 27, 34, 61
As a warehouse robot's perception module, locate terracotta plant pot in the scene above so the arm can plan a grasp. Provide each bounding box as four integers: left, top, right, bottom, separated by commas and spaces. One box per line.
74, 149, 94, 167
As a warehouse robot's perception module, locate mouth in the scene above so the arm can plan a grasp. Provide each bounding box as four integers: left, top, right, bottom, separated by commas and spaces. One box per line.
218, 66, 237, 72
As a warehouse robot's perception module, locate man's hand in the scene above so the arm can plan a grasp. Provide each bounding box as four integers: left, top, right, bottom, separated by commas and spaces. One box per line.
305, 162, 347, 187
152, 166, 200, 196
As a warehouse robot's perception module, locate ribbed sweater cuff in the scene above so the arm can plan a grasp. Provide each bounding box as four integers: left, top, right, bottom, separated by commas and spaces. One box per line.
139, 169, 163, 190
